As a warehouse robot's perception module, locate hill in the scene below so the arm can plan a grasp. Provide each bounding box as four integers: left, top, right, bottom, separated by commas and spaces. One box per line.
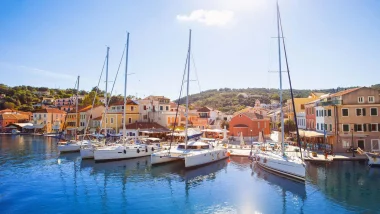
177, 85, 380, 114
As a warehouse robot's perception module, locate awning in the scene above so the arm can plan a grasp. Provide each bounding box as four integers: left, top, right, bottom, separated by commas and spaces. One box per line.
291, 129, 331, 137
202, 129, 228, 133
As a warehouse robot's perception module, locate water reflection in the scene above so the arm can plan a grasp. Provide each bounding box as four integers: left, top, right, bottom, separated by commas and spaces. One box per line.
307, 161, 380, 211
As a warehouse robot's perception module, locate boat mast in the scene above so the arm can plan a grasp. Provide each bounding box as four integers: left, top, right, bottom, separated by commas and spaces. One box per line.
75, 75, 80, 140
277, 2, 285, 156
104, 47, 110, 136
184, 29, 192, 149
123, 33, 130, 143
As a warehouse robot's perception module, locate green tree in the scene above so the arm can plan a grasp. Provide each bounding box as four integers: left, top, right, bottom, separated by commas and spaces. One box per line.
81, 91, 102, 106
3, 102, 15, 109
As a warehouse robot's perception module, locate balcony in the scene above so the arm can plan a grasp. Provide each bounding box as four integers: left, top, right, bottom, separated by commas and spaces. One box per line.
319, 100, 342, 106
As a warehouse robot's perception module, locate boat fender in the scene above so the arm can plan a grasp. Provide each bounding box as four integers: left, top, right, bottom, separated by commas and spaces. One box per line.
263, 158, 267, 163
145, 147, 148, 152
152, 147, 155, 152
227, 152, 230, 157
137, 149, 140, 153
124, 149, 126, 154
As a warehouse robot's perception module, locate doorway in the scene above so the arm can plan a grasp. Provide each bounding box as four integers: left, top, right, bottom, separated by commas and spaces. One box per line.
357, 140, 365, 150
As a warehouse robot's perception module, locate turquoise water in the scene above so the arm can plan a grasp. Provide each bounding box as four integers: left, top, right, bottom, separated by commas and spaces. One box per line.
0, 135, 379, 213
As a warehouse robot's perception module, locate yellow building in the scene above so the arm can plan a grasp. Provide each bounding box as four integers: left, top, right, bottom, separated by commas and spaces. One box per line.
103, 100, 139, 134
286, 92, 325, 120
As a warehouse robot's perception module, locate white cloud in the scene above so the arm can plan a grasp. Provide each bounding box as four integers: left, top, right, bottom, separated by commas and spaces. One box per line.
177, 10, 234, 26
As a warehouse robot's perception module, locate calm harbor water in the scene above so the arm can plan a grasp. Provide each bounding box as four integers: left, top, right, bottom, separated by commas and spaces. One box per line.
1, 135, 379, 214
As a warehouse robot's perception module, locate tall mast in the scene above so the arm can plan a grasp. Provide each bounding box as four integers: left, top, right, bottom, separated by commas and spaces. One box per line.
104, 47, 110, 136
277, 2, 285, 156
184, 29, 191, 149
75, 75, 80, 140
123, 33, 130, 142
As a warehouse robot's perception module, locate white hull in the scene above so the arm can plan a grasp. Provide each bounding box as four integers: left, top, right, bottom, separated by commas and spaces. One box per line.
364, 152, 380, 166
80, 147, 94, 159
151, 148, 229, 168
58, 144, 80, 153
184, 149, 228, 168
255, 152, 305, 182
94, 144, 158, 162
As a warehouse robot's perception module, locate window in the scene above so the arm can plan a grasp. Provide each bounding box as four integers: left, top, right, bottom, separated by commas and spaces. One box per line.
325, 124, 327, 130
317, 123, 319, 130
44, 114, 46, 118
328, 109, 332, 117
368, 96, 375, 103
371, 124, 378, 132
143, 115, 147, 120
320, 110, 323, 117
143, 105, 147, 110
131, 106, 134, 111
160, 106, 163, 111
342, 109, 349, 116
324, 110, 327, 117
316, 111, 319, 117
111, 118, 114, 124
301, 104, 305, 110
371, 139, 380, 151
166, 106, 169, 111
321, 124, 324, 130
342, 140, 351, 148
355, 124, 363, 132
128, 118, 132, 123
358, 96, 364, 103
343, 124, 350, 132
370, 108, 378, 116
329, 124, 332, 131
356, 108, 362, 116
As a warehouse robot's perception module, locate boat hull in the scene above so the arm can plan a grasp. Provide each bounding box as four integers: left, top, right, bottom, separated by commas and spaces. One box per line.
58, 144, 80, 153
80, 147, 94, 159
255, 153, 305, 182
185, 149, 228, 168
94, 145, 158, 162
151, 152, 183, 165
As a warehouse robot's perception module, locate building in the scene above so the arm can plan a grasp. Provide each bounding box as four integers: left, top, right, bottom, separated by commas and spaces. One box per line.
318, 87, 380, 152
122, 122, 169, 137
305, 101, 316, 130
286, 92, 326, 121
78, 105, 105, 132
104, 100, 139, 134
33, 89, 50, 96
229, 111, 271, 139
54, 95, 84, 108
0, 110, 32, 132
32, 108, 66, 133
315, 105, 326, 133
42, 97, 55, 105
89, 116, 102, 133
296, 112, 306, 129
138, 96, 179, 128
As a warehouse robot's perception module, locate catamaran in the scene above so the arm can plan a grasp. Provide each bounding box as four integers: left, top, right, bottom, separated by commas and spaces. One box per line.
94, 33, 160, 162
254, 2, 306, 182
151, 30, 229, 168
58, 76, 82, 153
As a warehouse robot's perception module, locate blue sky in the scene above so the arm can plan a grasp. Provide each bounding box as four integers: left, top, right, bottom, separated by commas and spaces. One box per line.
1, 0, 380, 100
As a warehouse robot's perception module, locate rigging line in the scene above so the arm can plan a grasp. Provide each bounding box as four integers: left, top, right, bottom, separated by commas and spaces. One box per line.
168, 50, 190, 153
190, 51, 201, 94
278, 3, 302, 159
60, 77, 79, 139
83, 54, 107, 140
107, 45, 127, 107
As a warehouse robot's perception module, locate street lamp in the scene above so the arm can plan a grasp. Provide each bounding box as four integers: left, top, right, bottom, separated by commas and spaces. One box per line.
351, 128, 355, 157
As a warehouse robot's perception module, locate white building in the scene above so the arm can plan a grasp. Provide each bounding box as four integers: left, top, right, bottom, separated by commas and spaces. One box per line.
296, 112, 306, 129
138, 96, 180, 127
315, 106, 325, 133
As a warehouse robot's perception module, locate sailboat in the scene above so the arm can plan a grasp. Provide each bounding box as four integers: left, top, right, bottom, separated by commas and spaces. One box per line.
79, 48, 109, 159
255, 2, 306, 182
94, 33, 159, 162
58, 76, 83, 153
357, 148, 380, 166
151, 29, 229, 168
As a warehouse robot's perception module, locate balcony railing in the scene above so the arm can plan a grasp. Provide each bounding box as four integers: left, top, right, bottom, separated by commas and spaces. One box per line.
318, 100, 342, 106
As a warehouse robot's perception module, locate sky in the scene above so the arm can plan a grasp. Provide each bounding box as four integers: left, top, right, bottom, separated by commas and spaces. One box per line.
1, 0, 380, 100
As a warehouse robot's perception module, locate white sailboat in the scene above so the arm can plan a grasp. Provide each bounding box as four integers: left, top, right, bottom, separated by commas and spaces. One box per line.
80, 47, 110, 159
255, 2, 306, 182
94, 33, 159, 162
151, 29, 229, 168
58, 76, 82, 153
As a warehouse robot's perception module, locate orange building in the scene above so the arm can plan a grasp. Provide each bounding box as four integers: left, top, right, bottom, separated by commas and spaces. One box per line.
229, 112, 270, 138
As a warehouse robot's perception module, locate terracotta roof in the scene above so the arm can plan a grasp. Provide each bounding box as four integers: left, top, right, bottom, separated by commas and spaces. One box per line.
124, 122, 168, 130
34, 108, 66, 114
92, 116, 102, 120
109, 100, 138, 106
330, 87, 362, 97
0, 113, 29, 120
311, 92, 325, 97
197, 106, 211, 112
237, 112, 264, 120
78, 105, 93, 112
